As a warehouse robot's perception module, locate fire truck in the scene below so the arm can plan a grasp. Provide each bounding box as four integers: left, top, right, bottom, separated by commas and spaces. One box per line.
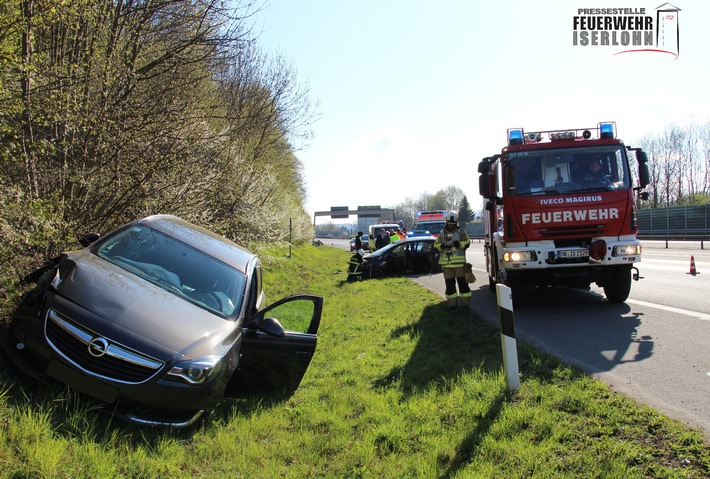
409, 210, 448, 237
478, 122, 650, 306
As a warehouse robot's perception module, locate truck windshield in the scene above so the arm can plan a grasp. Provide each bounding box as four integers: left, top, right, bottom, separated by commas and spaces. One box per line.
504, 146, 630, 196
412, 222, 445, 234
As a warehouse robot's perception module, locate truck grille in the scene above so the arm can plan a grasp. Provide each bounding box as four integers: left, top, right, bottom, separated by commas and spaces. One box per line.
44, 309, 163, 384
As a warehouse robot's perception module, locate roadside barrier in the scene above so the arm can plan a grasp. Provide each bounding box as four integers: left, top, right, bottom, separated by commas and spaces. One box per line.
496, 284, 520, 393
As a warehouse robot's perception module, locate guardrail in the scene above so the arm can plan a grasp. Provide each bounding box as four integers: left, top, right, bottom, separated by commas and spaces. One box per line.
638, 233, 709, 249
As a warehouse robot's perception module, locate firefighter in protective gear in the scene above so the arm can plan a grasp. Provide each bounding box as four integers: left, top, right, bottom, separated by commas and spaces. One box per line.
433, 212, 472, 308
347, 249, 365, 282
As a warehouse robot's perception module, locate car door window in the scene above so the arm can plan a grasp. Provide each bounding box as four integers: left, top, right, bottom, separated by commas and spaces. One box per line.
262, 299, 313, 333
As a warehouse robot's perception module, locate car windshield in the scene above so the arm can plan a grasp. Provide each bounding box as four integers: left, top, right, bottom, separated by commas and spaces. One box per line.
504, 146, 630, 196
368, 240, 399, 257
93, 225, 246, 318
368, 239, 425, 257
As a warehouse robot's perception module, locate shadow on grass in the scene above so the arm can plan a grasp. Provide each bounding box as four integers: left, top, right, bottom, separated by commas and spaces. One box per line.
439, 392, 506, 479
375, 302, 503, 396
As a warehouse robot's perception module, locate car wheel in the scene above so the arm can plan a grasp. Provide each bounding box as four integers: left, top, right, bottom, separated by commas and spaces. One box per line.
370, 268, 384, 279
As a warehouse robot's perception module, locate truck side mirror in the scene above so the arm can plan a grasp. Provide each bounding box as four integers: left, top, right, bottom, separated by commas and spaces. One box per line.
636, 150, 650, 188
478, 157, 492, 198
479, 174, 490, 199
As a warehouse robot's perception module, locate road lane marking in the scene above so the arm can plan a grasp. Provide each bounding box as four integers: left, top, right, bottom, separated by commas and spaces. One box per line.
626, 298, 710, 321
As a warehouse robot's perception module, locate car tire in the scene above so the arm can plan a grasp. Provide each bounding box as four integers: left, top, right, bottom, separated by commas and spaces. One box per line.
370, 268, 384, 279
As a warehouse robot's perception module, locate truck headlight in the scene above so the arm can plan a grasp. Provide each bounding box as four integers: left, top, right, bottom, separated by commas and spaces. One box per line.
167, 356, 223, 385
612, 244, 641, 256
503, 250, 537, 262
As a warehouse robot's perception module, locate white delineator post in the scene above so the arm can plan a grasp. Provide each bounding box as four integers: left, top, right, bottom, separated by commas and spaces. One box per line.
496, 284, 520, 393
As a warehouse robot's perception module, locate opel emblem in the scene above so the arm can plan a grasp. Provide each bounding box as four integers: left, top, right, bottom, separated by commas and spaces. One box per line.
88, 337, 109, 358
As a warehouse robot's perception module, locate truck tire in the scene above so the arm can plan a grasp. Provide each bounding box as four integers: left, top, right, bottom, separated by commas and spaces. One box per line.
505, 272, 524, 308
603, 265, 632, 303
509, 283, 523, 308
488, 246, 499, 292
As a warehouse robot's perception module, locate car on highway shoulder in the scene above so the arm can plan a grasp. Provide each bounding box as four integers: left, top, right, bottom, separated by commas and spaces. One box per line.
362, 236, 441, 279
349, 234, 370, 252
1, 214, 323, 428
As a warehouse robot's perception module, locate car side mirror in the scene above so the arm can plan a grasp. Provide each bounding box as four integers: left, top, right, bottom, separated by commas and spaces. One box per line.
252, 317, 285, 338
79, 232, 101, 247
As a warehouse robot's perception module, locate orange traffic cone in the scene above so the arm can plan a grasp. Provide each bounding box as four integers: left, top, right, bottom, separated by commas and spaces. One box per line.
687, 255, 698, 276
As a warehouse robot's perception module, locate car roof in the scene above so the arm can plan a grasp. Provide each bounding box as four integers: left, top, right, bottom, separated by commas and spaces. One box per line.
398, 236, 436, 242
137, 215, 256, 273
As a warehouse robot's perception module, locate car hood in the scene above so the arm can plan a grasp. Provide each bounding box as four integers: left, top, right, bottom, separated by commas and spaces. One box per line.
50, 250, 239, 360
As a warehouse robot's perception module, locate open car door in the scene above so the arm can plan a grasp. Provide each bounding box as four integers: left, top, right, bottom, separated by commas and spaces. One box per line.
233, 294, 323, 395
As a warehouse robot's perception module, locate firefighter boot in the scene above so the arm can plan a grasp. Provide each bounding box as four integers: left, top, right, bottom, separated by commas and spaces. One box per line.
444, 276, 459, 308
460, 294, 471, 307
457, 276, 472, 308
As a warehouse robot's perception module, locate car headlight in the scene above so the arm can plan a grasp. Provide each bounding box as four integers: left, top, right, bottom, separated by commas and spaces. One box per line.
503, 250, 537, 262
612, 244, 641, 256
166, 355, 223, 385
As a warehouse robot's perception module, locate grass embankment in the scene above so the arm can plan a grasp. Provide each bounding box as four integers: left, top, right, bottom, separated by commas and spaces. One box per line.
0, 244, 708, 478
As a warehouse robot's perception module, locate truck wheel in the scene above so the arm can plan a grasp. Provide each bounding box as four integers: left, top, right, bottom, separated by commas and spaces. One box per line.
603, 266, 632, 303
505, 274, 524, 308
510, 284, 523, 308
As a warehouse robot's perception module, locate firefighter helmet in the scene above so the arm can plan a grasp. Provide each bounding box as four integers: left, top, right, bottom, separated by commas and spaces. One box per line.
445, 211, 458, 224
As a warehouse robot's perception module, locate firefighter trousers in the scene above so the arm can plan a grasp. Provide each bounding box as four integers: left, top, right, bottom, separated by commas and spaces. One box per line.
443, 266, 471, 308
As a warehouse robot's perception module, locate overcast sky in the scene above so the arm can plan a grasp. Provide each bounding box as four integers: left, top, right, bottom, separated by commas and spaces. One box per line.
254, 1, 709, 222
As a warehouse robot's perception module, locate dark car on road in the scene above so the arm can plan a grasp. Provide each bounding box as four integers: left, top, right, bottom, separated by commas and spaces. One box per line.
349, 234, 370, 252
2, 215, 323, 427
362, 236, 441, 279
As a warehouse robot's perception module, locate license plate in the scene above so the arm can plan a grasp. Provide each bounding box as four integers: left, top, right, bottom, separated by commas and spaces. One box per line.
558, 249, 589, 259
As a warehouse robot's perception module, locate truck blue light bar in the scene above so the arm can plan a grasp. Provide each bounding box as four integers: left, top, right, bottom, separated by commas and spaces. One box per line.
508, 128, 524, 145
599, 122, 616, 139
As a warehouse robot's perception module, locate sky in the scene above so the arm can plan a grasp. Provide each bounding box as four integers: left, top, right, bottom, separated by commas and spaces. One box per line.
253, 1, 710, 223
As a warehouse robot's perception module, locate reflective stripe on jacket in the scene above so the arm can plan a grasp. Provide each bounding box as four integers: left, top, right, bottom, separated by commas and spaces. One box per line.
434, 227, 470, 267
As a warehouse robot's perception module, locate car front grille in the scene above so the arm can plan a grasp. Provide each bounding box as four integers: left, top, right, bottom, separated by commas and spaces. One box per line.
45, 309, 163, 384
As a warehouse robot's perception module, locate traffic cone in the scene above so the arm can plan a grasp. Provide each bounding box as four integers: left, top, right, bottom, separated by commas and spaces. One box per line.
687, 255, 698, 276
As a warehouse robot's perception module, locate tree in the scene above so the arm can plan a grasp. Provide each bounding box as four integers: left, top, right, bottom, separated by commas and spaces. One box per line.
458, 196, 474, 225
0, 0, 324, 317
636, 120, 710, 208
1, 0, 318, 256
392, 185, 468, 227
440, 185, 466, 211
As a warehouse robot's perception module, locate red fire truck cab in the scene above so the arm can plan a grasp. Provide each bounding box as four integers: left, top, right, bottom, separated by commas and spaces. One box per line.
478, 122, 650, 306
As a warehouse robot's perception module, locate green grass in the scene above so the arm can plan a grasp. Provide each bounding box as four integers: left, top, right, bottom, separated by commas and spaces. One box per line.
0, 243, 708, 478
